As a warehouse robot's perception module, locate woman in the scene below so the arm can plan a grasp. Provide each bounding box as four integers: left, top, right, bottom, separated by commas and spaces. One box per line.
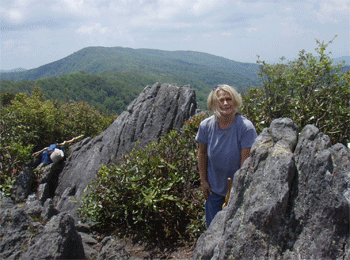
195, 84, 257, 228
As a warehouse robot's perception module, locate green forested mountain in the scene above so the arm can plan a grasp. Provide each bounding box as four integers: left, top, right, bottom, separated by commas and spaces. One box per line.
1, 70, 214, 114
0, 47, 260, 86
0, 47, 261, 113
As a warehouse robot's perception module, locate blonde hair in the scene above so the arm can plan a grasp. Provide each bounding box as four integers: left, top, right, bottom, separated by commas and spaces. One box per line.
207, 84, 243, 118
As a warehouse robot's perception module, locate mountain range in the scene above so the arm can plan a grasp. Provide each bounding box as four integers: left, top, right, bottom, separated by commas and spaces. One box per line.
0, 68, 27, 73
0, 47, 260, 87
0, 47, 262, 113
1, 47, 348, 114
334, 56, 350, 65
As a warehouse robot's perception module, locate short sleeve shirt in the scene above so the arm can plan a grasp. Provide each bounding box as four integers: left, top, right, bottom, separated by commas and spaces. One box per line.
195, 114, 257, 197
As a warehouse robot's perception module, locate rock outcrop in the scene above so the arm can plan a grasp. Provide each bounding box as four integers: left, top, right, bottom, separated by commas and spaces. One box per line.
0, 193, 35, 259
0, 193, 130, 260
1, 82, 198, 260
193, 118, 350, 260
11, 166, 33, 203
21, 212, 85, 260
53, 83, 197, 216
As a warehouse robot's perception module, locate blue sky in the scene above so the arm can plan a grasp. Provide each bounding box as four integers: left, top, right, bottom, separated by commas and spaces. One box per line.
1, 0, 349, 70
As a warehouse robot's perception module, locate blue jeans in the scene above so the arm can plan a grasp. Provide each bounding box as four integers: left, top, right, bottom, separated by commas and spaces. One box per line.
205, 192, 225, 228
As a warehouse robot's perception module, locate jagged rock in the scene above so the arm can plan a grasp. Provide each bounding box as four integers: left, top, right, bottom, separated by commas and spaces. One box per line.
0, 193, 37, 260
37, 160, 65, 198
37, 161, 63, 183
1, 194, 85, 260
41, 198, 58, 222
284, 125, 350, 259
75, 221, 91, 233
36, 183, 50, 203
79, 232, 99, 245
23, 199, 43, 219
97, 236, 130, 260
55, 186, 78, 214
21, 212, 85, 260
78, 232, 99, 260
10, 166, 33, 203
53, 83, 197, 217
192, 118, 350, 259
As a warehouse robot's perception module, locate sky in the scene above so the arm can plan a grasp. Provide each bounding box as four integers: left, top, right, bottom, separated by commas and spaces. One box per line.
0, 0, 349, 71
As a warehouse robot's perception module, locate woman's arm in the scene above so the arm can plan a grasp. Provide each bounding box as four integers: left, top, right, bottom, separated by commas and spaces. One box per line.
240, 147, 251, 167
198, 142, 212, 200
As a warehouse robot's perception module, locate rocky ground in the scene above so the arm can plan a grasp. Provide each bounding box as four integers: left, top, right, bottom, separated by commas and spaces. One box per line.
0, 191, 196, 260
85, 227, 195, 259
121, 240, 194, 259
82, 229, 195, 259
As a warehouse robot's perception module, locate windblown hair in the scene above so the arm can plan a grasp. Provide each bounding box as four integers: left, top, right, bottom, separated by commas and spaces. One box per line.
207, 84, 243, 118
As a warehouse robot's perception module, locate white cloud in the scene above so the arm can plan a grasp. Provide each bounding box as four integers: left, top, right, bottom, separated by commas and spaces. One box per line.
7, 9, 23, 23
0, 0, 348, 70
76, 23, 109, 35
315, 0, 350, 24
2, 39, 16, 49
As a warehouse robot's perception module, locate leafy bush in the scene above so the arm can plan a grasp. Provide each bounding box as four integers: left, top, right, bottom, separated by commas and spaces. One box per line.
79, 114, 210, 244
242, 37, 350, 145
183, 112, 211, 139
0, 86, 116, 195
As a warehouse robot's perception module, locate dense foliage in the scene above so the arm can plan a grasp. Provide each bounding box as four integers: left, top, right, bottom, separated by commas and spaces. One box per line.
1, 70, 211, 113
242, 38, 350, 145
0, 87, 116, 195
79, 113, 210, 245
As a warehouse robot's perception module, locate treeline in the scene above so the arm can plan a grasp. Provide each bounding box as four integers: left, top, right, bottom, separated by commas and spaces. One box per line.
0, 70, 211, 114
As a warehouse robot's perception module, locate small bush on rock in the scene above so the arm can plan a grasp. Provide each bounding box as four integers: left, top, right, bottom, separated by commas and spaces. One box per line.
79, 114, 210, 244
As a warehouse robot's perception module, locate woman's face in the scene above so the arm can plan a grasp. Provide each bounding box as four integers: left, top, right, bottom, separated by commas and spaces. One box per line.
217, 90, 236, 117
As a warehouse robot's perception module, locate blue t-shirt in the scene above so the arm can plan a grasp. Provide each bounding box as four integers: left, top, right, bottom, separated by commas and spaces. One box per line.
195, 114, 257, 197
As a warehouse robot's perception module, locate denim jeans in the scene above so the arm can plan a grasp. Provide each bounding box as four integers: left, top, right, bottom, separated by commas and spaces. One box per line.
205, 192, 225, 228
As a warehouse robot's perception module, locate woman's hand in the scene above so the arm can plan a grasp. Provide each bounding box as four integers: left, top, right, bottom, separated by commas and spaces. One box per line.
201, 180, 212, 200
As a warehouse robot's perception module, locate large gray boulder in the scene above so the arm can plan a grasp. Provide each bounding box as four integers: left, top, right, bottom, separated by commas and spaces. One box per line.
10, 166, 33, 203
0, 193, 36, 260
193, 118, 350, 259
21, 212, 85, 260
1, 193, 113, 260
97, 236, 130, 260
53, 83, 197, 217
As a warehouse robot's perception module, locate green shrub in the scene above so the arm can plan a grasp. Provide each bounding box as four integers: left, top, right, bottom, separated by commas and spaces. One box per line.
79, 114, 210, 244
0, 86, 116, 194
242, 37, 350, 145
183, 112, 210, 139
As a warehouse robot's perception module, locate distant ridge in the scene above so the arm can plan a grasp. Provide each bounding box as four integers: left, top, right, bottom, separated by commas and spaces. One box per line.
334, 56, 350, 65
0, 47, 260, 90
0, 68, 27, 74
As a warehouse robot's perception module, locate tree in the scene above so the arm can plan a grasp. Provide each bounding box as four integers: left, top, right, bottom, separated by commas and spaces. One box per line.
0, 87, 116, 195
242, 37, 350, 145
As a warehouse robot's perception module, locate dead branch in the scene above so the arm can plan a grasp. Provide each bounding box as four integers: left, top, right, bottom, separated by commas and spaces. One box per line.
32, 134, 84, 157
